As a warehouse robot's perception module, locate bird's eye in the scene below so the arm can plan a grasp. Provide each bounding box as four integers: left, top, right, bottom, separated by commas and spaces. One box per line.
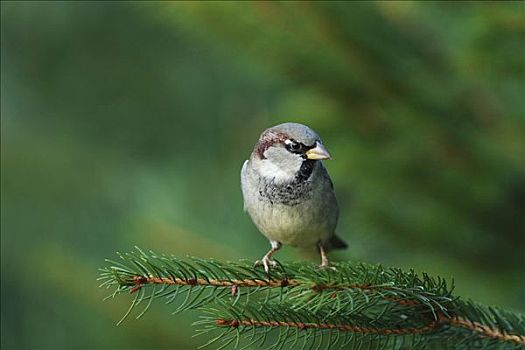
285, 139, 302, 153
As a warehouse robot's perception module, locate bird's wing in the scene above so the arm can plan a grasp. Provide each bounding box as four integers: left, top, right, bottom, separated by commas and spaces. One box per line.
240, 160, 249, 212
318, 162, 343, 245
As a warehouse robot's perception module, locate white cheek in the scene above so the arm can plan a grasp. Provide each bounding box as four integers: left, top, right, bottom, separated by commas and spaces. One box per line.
253, 146, 305, 183
256, 160, 293, 182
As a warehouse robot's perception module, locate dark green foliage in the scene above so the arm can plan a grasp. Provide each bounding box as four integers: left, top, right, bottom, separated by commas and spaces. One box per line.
99, 249, 525, 349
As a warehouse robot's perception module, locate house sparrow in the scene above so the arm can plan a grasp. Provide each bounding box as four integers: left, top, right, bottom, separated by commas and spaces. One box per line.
241, 122, 347, 272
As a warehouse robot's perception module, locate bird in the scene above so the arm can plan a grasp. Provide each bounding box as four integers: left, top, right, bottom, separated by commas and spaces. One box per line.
241, 122, 347, 272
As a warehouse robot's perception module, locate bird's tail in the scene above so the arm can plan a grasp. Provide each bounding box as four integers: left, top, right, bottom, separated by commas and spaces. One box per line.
297, 235, 349, 259
325, 234, 348, 251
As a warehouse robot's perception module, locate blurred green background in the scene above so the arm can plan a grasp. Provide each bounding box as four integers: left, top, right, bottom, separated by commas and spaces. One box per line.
1, 1, 524, 349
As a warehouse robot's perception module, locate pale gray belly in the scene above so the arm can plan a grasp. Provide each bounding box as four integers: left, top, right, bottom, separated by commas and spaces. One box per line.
246, 197, 334, 247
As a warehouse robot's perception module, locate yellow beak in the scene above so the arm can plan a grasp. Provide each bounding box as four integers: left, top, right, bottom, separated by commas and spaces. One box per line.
305, 141, 332, 160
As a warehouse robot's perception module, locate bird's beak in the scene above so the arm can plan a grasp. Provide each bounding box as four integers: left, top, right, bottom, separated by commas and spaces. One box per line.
305, 141, 332, 160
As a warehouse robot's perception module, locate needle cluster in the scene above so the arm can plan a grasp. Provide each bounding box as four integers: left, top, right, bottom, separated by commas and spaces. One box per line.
98, 248, 525, 350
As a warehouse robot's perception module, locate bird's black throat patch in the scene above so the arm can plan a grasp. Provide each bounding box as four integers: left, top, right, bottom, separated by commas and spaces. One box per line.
295, 159, 315, 182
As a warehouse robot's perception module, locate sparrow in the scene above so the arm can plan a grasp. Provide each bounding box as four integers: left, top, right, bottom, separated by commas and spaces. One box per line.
241, 122, 347, 272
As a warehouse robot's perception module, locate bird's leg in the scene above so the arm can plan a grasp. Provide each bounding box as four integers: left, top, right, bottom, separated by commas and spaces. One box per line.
318, 242, 329, 267
318, 242, 334, 270
255, 240, 281, 273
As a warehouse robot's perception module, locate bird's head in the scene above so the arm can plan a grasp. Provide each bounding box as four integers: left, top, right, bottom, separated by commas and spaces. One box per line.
251, 122, 331, 181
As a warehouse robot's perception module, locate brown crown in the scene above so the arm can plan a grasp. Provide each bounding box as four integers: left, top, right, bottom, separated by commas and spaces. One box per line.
255, 131, 289, 159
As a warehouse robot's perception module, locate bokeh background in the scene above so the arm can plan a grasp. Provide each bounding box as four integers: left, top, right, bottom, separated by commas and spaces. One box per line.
1, 2, 524, 349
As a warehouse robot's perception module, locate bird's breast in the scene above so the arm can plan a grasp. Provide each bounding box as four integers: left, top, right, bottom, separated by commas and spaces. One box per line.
257, 178, 313, 206
246, 180, 334, 247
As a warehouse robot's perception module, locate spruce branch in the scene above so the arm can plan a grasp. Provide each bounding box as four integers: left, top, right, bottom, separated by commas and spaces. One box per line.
98, 248, 525, 349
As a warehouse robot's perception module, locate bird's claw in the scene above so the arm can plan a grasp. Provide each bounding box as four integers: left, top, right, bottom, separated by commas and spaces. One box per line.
254, 257, 277, 273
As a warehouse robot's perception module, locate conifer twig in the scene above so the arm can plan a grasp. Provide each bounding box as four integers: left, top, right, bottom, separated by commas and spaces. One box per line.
99, 248, 525, 350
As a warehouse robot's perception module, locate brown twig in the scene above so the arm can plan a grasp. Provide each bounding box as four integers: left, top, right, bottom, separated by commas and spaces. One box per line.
215, 318, 440, 335
447, 316, 525, 345
130, 275, 299, 290
128, 275, 395, 292
215, 315, 525, 345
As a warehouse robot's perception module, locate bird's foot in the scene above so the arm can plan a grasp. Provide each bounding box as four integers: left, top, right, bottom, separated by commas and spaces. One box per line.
254, 256, 278, 273
318, 263, 337, 271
